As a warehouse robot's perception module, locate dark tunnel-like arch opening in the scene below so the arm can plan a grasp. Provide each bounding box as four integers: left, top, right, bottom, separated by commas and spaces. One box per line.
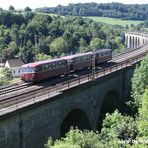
98, 90, 121, 130
60, 109, 90, 137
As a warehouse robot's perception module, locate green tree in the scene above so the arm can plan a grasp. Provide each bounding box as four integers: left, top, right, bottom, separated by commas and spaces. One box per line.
101, 110, 138, 143
24, 7, 32, 12
9, 5, 15, 11
130, 55, 148, 113
90, 37, 102, 50
50, 37, 69, 56
10, 27, 19, 44
79, 37, 89, 52
45, 127, 120, 148
2, 46, 16, 59
1, 67, 12, 80
35, 53, 51, 61
45, 111, 136, 148
137, 89, 148, 138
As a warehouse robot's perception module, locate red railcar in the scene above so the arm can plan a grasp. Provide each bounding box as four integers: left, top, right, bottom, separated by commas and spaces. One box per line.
21, 58, 70, 82
95, 49, 112, 64
21, 49, 112, 82
63, 52, 93, 71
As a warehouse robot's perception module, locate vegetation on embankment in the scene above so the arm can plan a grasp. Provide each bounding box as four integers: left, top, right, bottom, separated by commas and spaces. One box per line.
45, 55, 148, 148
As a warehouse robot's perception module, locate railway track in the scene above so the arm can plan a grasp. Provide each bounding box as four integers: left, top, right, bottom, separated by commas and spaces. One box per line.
0, 82, 33, 97
0, 45, 147, 113
111, 44, 148, 62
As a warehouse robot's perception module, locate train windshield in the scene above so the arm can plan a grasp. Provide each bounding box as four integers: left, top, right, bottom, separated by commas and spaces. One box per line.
22, 67, 35, 73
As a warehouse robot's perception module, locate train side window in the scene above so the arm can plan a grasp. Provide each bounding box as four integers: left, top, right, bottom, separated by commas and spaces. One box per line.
60, 61, 63, 67
60, 61, 63, 68
34, 68, 37, 72
51, 63, 53, 69
51, 64, 54, 69
35, 67, 38, 72
52, 63, 55, 69
58, 62, 60, 68
54, 63, 57, 69
49, 64, 52, 70
62, 61, 65, 67
56, 62, 59, 69
47, 64, 50, 70
36, 67, 39, 72
45, 64, 48, 70
43, 65, 45, 71
38, 66, 42, 72
54, 63, 56, 69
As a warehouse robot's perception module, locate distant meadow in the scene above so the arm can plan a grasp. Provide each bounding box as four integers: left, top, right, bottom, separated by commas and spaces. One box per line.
85, 16, 143, 26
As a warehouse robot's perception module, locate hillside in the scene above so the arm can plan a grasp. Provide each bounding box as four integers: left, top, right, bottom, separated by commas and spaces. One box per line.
35, 2, 148, 21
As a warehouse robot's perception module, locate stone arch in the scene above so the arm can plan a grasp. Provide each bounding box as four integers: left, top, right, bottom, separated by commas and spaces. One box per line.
60, 108, 90, 137
98, 90, 121, 129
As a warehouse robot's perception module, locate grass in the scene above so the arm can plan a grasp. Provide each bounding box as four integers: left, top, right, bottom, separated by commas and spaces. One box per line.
85, 16, 143, 26
0, 68, 21, 86
36, 12, 143, 26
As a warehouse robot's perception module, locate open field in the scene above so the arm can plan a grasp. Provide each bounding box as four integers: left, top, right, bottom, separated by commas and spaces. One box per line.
85, 16, 143, 26
36, 12, 143, 26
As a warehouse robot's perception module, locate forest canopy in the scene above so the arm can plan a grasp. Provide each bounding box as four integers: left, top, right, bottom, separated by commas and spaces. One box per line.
0, 10, 127, 63
35, 3, 148, 21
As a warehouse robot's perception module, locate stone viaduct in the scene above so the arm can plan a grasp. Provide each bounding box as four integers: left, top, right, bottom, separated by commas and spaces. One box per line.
0, 32, 148, 148
125, 31, 148, 49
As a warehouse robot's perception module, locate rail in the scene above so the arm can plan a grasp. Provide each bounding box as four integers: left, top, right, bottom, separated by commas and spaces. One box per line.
0, 50, 147, 116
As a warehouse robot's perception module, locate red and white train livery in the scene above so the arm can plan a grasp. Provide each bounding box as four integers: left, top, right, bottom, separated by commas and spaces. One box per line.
21, 49, 112, 82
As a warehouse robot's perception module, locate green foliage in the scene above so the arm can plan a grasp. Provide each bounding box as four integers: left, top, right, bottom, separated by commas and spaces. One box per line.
45, 111, 138, 147
79, 38, 89, 52
0, 10, 127, 63
0, 78, 10, 86
101, 110, 138, 142
1, 67, 12, 80
130, 55, 148, 113
35, 53, 52, 61
45, 55, 148, 148
36, 3, 148, 21
9, 5, 15, 11
90, 38, 102, 50
50, 37, 69, 56
45, 127, 120, 148
137, 89, 148, 138
24, 7, 32, 12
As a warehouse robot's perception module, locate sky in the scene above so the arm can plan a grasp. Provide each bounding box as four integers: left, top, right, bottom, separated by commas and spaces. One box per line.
1, 0, 148, 10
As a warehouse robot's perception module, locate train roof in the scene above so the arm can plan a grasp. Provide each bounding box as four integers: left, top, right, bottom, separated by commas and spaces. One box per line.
95, 48, 112, 53
22, 58, 67, 68
63, 52, 93, 60
22, 49, 112, 68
